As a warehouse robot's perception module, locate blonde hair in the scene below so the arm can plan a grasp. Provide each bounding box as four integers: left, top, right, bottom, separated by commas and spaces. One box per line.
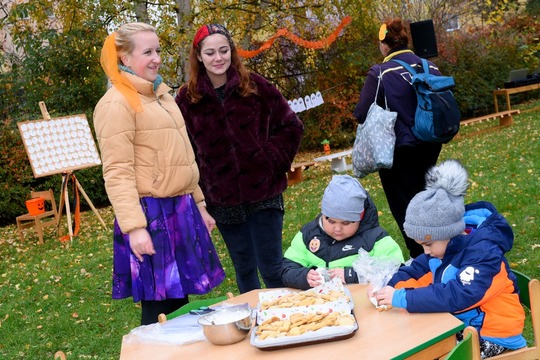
100, 22, 157, 112
115, 22, 156, 65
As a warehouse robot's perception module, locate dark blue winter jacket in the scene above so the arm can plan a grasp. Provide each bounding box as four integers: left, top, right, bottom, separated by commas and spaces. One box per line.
388, 201, 526, 350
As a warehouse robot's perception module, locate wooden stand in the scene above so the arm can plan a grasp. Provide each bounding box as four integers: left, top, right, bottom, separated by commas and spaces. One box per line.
56, 171, 108, 241
38, 101, 108, 242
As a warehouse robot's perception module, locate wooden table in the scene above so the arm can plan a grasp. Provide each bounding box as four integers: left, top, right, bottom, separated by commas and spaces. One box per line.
120, 284, 464, 360
493, 83, 540, 112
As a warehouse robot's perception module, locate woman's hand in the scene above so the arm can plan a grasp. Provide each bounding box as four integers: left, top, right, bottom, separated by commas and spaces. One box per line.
306, 269, 324, 288
328, 268, 345, 284
198, 203, 216, 234
128, 228, 155, 262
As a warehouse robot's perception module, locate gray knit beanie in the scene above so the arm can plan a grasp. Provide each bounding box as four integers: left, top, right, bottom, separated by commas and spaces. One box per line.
321, 175, 367, 221
404, 159, 469, 241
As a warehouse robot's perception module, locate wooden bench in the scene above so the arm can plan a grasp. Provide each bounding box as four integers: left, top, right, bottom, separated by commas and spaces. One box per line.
287, 161, 318, 185
313, 149, 353, 173
456, 109, 520, 138
493, 83, 540, 112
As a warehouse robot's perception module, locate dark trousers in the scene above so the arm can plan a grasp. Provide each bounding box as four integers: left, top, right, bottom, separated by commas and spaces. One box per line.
379, 143, 442, 259
217, 208, 285, 294
140, 297, 188, 325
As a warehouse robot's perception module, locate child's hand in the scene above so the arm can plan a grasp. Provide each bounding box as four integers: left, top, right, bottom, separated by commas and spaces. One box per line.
306, 269, 324, 288
367, 284, 375, 298
328, 268, 345, 284
374, 286, 396, 307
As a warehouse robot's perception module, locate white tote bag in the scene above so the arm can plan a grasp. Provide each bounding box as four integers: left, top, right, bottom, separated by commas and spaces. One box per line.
352, 71, 397, 178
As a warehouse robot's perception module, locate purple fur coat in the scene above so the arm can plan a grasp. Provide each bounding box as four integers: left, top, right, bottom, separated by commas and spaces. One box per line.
175, 67, 304, 207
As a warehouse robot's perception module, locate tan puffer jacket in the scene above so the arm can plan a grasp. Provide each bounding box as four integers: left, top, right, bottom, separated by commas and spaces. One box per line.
93, 72, 204, 234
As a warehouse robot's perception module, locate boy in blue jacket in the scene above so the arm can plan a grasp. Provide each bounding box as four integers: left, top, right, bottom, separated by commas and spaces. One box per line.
373, 159, 526, 358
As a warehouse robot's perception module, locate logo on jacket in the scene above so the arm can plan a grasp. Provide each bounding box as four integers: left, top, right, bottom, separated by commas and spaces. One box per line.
341, 244, 355, 252
459, 266, 479, 285
309, 237, 321, 253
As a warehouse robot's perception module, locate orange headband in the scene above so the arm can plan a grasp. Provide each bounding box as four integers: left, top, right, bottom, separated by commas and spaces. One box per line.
100, 32, 143, 113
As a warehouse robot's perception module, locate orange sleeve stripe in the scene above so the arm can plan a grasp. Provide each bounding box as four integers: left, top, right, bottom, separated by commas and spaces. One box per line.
394, 273, 433, 289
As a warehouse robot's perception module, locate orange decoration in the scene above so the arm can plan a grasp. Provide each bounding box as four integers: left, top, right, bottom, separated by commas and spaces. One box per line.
323, 143, 331, 155
26, 197, 45, 215
237, 16, 352, 58
379, 24, 388, 41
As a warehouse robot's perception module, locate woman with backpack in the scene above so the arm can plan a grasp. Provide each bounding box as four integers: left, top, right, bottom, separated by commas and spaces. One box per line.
353, 18, 445, 260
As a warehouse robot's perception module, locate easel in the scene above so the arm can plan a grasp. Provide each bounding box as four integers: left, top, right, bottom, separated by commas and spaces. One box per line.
38, 101, 108, 242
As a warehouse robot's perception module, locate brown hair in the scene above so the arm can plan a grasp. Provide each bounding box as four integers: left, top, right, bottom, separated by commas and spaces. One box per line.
185, 32, 257, 103
381, 18, 409, 49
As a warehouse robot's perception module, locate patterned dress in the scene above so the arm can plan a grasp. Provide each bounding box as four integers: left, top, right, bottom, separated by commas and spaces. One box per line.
112, 195, 225, 302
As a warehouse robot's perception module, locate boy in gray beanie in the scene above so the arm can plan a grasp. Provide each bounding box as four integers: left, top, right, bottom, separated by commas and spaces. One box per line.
372, 159, 525, 359
281, 175, 404, 290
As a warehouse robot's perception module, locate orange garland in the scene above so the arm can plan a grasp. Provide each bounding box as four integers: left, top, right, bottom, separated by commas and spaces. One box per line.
237, 16, 352, 58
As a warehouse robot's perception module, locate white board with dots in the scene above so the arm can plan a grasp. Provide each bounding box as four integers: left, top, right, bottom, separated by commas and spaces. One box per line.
18, 114, 101, 178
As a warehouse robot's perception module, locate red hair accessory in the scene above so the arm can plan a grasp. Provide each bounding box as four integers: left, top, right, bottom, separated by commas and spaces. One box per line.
193, 24, 232, 49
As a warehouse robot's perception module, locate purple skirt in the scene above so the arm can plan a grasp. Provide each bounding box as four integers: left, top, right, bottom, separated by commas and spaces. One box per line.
112, 195, 225, 302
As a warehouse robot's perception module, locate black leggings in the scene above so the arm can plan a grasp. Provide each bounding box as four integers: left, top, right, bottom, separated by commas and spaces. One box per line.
140, 297, 189, 325
379, 142, 442, 258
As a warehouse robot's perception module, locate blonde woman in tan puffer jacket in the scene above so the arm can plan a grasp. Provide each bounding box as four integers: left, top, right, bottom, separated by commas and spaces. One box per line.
93, 22, 224, 325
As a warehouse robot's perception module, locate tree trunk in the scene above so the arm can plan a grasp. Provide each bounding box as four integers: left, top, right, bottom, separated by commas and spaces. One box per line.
134, 0, 149, 23
175, 0, 191, 83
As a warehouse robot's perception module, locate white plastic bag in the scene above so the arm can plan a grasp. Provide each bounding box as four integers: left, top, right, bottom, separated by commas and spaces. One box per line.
122, 313, 206, 345
122, 302, 239, 345
352, 249, 401, 309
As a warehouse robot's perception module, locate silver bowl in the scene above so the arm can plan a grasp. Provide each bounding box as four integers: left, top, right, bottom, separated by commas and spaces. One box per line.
197, 303, 253, 345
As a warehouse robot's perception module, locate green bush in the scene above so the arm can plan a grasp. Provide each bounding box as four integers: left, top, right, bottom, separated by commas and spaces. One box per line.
1, 26, 106, 119
0, 119, 36, 225
527, 0, 540, 16
436, 15, 540, 118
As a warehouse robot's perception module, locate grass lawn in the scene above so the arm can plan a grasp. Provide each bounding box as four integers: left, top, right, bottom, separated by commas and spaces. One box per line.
0, 102, 539, 359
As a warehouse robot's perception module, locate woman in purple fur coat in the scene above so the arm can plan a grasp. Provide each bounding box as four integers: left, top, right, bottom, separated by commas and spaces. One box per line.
176, 24, 304, 294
